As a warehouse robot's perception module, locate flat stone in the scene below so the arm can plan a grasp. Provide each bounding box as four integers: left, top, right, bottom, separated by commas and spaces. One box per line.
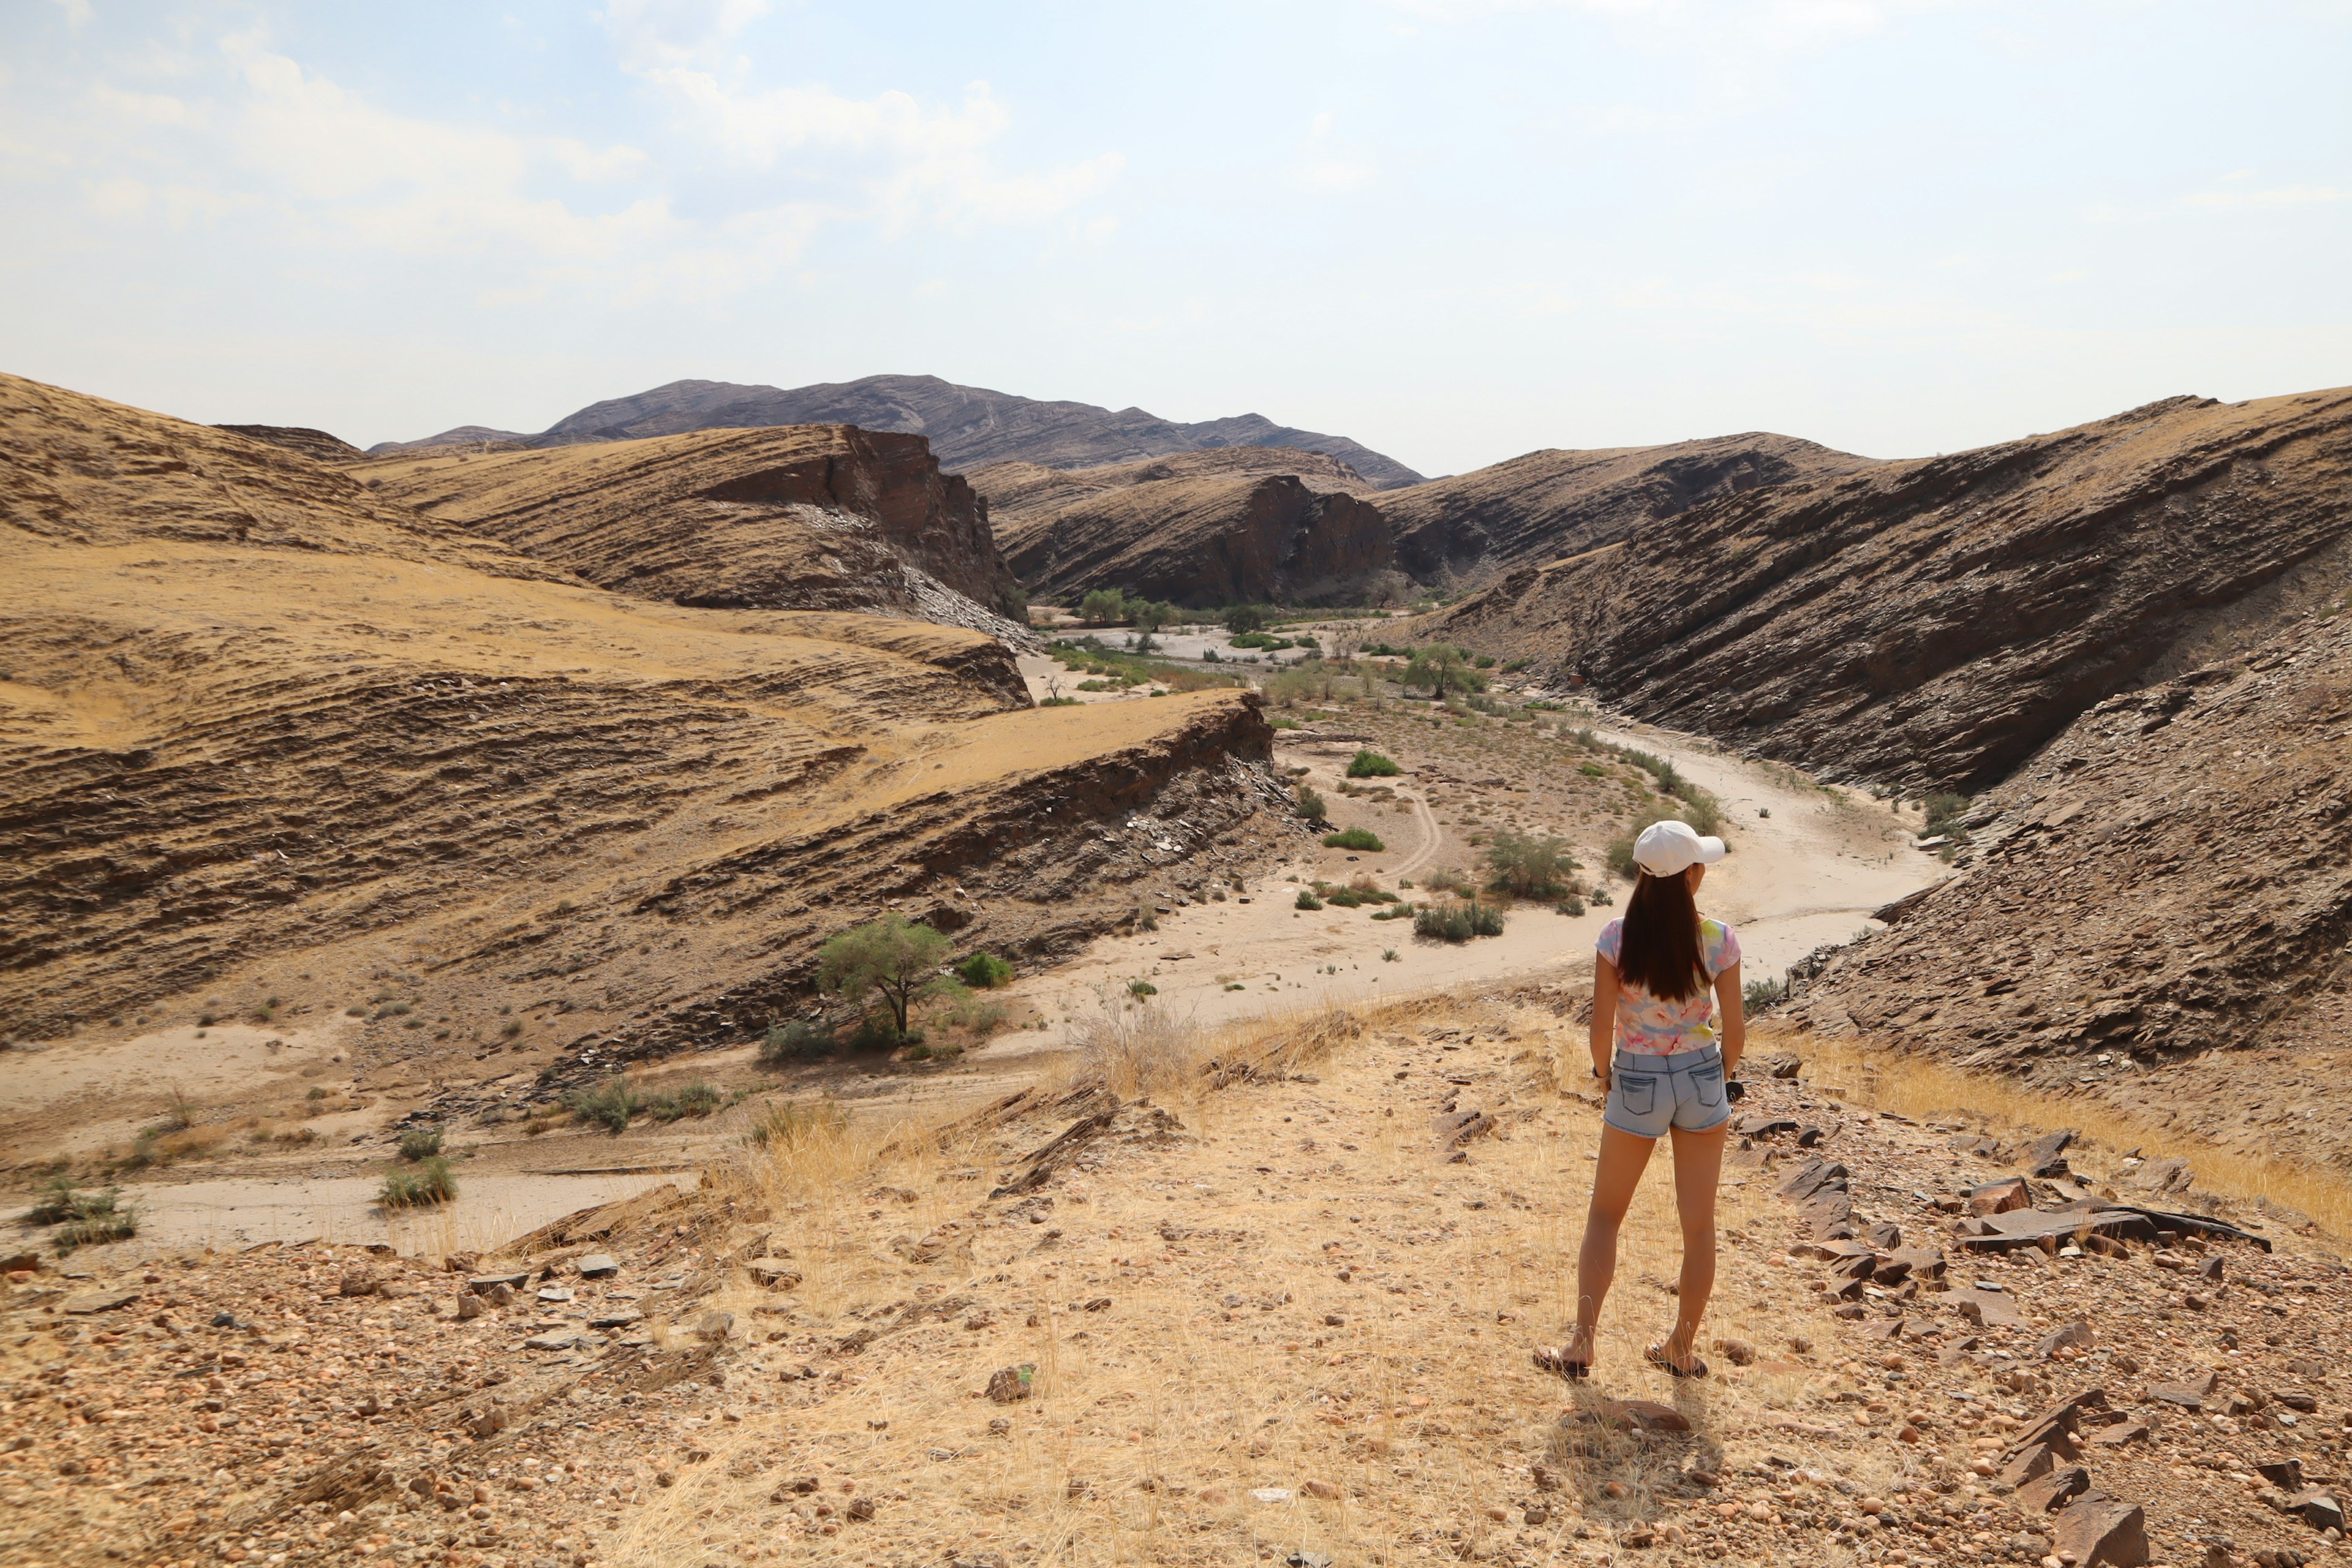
468, 1272, 530, 1293
2037, 1321, 2095, 1358
536, 1286, 575, 1303
2054, 1493, 2149, 1568
575, 1253, 620, 1278
2018, 1466, 2092, 1512
1967, 1177, 2032, 1215
2280, 1489, 2345, 1532
587, 1310, 643, 1329
744, 1257, 802, 1288
60, 1289, 139, 1314
1950, 1287, 2024, 1329
522, 1331, 592, 1351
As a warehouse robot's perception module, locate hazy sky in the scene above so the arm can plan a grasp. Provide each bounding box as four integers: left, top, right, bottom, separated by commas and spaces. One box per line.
3, 1, 2347, 474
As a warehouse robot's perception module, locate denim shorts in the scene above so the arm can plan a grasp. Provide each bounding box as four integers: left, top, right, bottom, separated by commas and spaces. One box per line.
1603, 1044, 1730, 1137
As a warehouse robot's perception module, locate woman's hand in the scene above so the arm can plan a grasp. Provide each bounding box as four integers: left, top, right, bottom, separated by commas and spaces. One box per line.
1714, 960, 1746, 1077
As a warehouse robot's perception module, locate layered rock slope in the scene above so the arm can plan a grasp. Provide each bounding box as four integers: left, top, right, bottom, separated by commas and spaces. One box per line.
352, 424, 1025, 624
371, 373, 1427, 489
1418, 388, 2352, 790
995, 463, 1394, 608
1379, 432, 1875, 587
1785, 605, 2352, 1171
0, 372, 1292, 1064
971, 443, 1378, 524
211, 424, 366, 464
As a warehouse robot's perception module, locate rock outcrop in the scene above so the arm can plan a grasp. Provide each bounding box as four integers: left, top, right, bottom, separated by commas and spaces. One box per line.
369, 373, 1427, 489
0, 372, 1297, 1056
996, 466, 1394, 608
1417, 388, 2352, 790
211, 424, 366, 464
1379, 432, 1875, 587
1784, 606, 2352, 1172
972, 444, 1378, 526
352, 423, 1025, 622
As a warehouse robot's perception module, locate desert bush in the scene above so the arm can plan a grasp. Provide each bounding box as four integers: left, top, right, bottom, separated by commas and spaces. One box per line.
380, 1156, 456, 1210
1039, 695, 1081, 707
760, 1019, 835, 1064
1554, 894, 1588, 916
956, 952, 1015, 989
647, 1082, 725, 1121
1414, 898, 1506, 943
1923, 791, 1972, 836
1745, 976, 1788, 1012
565, 1076, 643, 1134
1295, 784, 1328, 823
1322, 827, 1385, 851
1127, 978, 1159, 997
1223, 603, 1272, 633
1483, 831, 1580, 898
1346, 749, 1401, 778
745, 1097, 851, 1150
937, 991, 1008, 1036
819, 914, 954, 1041
1295, 889, 1324, 910
1420, 865, 1474, 896
397, 1125, 444, 1161
29, 1181, 137, 1253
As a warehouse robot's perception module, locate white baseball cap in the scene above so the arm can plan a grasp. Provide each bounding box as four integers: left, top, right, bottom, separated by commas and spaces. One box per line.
1633, 819, 1726, 877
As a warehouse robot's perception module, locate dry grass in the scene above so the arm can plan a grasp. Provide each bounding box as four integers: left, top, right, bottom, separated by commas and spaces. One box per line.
600, 987, 1891, 1567
1781, 1027, 2352, 1240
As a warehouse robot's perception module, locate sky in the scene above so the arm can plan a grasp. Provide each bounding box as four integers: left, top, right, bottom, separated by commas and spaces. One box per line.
2, 2, 2348, 475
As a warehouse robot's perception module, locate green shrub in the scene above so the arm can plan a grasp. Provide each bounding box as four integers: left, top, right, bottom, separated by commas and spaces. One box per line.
1128, 979, 1158, 997
1578, 762, 1608, 778
1469, 900, 1506, 937
1923, 792, 1972, 836
1295, 784, 1328, 823
1322, 827, 1385, 852
1369, 902, 1415, 921
1605, 836, 1638, 880
31, 1182, 137, 1253
1039, 695, 1081, 707
1223, 603, 1272, 633
397, 1125, 444, 1161
380, 1157, 457, 1210
1400, 644, 1487, 697
1414, 898, 1506, 943
955, 952, 1015, 989
761, 1019, 835, 1063
1079, 588, 1128, 625
647, 1082, 724, 1121
1483, 831, 1579, 898
1295, 889, 1325, 911
851, 1016, 921, 1050
1745, 976, 1788, 1012
564, 1076, 642, 1134
1554, 894, 1588, 916
1346, 750, 1401, 778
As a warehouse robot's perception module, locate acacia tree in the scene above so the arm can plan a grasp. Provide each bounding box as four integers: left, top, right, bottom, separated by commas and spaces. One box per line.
817, 915, 953, 1039
1401, 644, 1488, 697
1078, 588, 1127, 625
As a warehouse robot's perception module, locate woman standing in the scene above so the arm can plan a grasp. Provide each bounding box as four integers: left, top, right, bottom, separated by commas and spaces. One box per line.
1539, 818, 1744, 1380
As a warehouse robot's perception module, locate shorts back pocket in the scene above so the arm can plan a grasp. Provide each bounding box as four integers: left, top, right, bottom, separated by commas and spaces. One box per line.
1616, 1074, 1657, 1118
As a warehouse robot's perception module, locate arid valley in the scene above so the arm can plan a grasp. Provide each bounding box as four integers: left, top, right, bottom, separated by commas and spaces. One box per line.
0, 355, 2347, 1568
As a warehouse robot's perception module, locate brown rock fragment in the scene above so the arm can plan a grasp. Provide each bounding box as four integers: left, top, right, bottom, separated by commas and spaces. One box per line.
2052, 1493, 2150, 1568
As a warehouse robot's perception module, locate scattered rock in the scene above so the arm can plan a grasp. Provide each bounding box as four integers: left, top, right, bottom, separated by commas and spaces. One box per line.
987, 1365, 1036, 1404
2054, 1493, 2150, 1568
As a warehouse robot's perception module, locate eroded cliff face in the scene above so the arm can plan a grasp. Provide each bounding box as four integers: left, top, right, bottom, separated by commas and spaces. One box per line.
1418, 388, 2352, 791
353, 423, 1022, 621
997, 471, 1394, 608
1380, 432, 1875, 588
0, 373, 1293, 1065
1784, 609, 2352, 1172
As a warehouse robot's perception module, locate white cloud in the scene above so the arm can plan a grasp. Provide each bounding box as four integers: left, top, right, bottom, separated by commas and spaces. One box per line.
53, 0, 94, 28
2184, 185, 2350, 210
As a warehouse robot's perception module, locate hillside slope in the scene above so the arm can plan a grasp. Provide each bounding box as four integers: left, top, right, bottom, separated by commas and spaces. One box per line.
1417, 388, 2352, 790
971, 444, 1378, 525
0, 373, 1292, 1073
1379, 432, 1876, 586
371, 374, 1427, 489
997, 470, 1393, 608
1784, 605, 2352, 1172
352, 424, 1023, 625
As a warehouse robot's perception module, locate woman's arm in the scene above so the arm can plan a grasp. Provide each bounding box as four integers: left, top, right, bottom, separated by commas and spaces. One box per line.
1714, 960, 1746, 1077
1590, 954, 1619, 1089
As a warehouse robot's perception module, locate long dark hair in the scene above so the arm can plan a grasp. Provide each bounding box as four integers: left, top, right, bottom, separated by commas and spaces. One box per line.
1618, 869, 1705, 1001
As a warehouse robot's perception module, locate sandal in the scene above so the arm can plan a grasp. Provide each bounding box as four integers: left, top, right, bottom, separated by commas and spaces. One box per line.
1645, 1342, 1708, 1379
1533, 1340, 1592, 1381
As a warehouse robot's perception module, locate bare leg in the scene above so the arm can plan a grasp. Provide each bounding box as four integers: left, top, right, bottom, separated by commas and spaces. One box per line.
1564, 1123, 1658, 1365
1658, 1121, 1729, 1370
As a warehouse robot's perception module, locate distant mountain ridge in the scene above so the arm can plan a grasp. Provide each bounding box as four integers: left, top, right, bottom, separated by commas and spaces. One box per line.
369, 374, 1426, 489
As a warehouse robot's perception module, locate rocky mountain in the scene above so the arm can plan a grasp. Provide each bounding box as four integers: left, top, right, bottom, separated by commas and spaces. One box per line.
971, 444, 1378, 524
1785, 603, 2352, 1173
1379, 432, 1876, 586
211, 424, 366, 464
0, 371, 1293, 1058
369, 374, 1426, 489
995, 465, 1394, 609
1417, 388, 2352, 791
353, 424, 1025, 627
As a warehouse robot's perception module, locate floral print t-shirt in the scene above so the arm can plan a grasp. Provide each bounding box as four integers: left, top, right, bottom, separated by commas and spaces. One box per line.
1596, 915, 1741, 1056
